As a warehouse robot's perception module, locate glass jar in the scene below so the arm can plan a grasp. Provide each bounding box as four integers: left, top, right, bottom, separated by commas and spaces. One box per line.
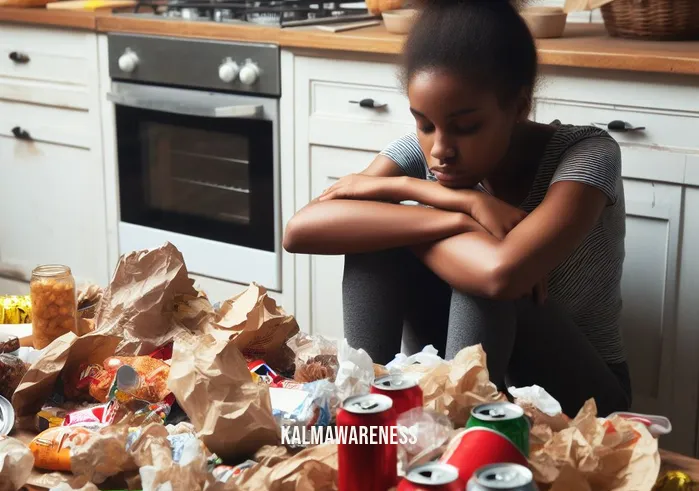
30, 264, 77, 349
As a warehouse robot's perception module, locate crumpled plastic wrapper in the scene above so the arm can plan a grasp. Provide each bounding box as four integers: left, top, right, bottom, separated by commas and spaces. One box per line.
386, 345, 444, 376
334, 339, 374, 402
210, 283, 300, 373
288, 333, 338, 383
0, 435, 34, 491
138, 428, 209, 491
69, 423, 135, 484
232, 444, 338, 491
168, 333, 280, 462
397, 408, 453, 470
401, 344, 506, 427
529, 399, 661, 491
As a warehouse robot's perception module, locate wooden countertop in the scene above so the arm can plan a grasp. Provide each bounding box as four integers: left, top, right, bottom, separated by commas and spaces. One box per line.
3, 7, 699, 76
0, 6, 97, 29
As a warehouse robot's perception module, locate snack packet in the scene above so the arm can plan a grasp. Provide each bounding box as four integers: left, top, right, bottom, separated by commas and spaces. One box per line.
29, 426, 93, 471
85, 356, 171, 403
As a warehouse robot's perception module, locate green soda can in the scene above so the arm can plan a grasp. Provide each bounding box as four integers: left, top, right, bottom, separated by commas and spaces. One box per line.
466, 402, 530, 457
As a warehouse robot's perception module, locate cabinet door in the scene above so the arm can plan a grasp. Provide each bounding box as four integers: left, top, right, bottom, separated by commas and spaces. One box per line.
0, 137, 109, 285
621, 178, 689, 453
307, 145, 376, 340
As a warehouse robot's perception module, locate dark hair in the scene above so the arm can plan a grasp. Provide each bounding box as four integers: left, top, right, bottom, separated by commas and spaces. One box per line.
403, 0, 537, 107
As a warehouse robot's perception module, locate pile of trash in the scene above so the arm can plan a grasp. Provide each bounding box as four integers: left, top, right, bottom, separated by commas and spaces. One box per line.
0, 243, 665, 491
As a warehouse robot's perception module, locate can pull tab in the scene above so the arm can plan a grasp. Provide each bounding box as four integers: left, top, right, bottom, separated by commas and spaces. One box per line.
417, 470, 444, 483
484, 408, 507, 419
483, 468, 518, 483
358, 400, 379, 411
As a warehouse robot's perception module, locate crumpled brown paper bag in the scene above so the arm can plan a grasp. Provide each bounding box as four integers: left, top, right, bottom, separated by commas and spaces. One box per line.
49, 480, 100, 491
529, 399, 660, 491
11, 332, 122, 422
69, 423, 135, 483
563, 0, 614, 12
0, 435, 34, 491
210, 283, 299, 373
93, 242, 201, 355
168, 333, 280, 462
402, 344, 506, 427
232, 444, 338, 491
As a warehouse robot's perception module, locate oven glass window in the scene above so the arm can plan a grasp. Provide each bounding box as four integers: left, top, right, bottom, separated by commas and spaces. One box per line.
117, 106, 275, 252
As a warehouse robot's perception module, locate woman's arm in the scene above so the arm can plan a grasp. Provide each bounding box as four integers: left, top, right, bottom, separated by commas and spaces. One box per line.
283, 154, 486, 254
284, 200, 484, 255
413, 180, 608, 298
413, 136, 621, 299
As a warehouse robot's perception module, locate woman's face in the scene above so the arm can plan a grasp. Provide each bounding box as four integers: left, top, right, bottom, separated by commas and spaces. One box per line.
407, 69, 526, 189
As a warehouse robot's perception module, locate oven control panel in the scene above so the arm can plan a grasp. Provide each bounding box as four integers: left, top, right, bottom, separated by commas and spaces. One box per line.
108, 34, 281, 97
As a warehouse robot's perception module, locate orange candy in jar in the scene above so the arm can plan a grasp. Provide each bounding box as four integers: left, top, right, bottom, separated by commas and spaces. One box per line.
30, 265, 77, 350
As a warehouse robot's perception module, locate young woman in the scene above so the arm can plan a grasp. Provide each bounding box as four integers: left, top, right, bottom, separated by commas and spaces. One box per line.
283, 0, 631, 416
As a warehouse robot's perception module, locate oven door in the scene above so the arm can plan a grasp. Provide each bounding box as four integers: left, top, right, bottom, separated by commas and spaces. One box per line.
109, 81, 280, 289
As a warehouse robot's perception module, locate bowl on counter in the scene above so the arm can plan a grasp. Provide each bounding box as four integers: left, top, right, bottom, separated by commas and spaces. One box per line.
520, 6, 568, 39
382, 8, 418, 34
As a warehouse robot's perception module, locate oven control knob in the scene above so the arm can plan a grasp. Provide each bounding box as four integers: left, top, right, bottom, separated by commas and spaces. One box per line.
218, 58, 240, 83
239, 60, 260, 85
118, 49, 139, 73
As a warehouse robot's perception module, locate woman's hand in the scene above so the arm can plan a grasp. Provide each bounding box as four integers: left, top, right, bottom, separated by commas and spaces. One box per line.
468, 193, 528, 240
318, 174, 401, 203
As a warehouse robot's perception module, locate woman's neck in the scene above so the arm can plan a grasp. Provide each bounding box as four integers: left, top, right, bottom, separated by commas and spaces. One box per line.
481, 121, 556, 205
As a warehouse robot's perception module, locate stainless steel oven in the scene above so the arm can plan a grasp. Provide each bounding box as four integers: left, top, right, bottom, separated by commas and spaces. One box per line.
108, 34, 281, 290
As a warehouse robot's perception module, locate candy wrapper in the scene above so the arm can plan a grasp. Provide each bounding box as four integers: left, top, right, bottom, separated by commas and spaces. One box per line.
334, 339, 374, 401
168, 334, 280, 462
0, 435, 35, 491
0, 295, 32, 324
402, 344, 506, 427
529, 399, 661, 490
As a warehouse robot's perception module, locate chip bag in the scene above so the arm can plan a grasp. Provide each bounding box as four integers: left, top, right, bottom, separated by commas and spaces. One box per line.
29, 426, 93, 472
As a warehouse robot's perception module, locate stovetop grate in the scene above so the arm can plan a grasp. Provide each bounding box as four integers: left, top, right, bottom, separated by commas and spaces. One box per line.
129, 0, 375, 27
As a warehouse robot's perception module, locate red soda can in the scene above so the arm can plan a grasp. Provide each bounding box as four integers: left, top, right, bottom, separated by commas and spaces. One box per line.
337, 393, 398, 491
441, 427, 528, 484
370, 374, 423, 416
398, 462, 465, 491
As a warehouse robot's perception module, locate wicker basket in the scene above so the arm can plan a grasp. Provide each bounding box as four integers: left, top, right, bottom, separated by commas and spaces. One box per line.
601, 0, 699, 40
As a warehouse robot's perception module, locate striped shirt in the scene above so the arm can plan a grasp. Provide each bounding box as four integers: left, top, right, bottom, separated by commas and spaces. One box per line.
380, 123, 626, 363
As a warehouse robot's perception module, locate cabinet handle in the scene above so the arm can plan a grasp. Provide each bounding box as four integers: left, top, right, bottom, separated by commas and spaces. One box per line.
11, 126, 32, 141
8, 51, 30, 64
350, 98, 387, 110
593, 120, 646, 132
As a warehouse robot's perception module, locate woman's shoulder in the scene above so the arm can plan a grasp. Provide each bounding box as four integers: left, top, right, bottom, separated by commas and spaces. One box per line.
548, 121, 619, 152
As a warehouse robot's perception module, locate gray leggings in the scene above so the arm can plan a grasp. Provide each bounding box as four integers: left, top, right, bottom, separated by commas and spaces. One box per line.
342, 248, 632, 417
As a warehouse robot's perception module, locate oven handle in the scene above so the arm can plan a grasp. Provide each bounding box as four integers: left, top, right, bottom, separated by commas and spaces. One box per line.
106, 91, 263, 119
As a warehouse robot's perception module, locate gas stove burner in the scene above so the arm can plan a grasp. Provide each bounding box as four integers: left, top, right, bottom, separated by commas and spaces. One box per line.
130, 0, 375, 26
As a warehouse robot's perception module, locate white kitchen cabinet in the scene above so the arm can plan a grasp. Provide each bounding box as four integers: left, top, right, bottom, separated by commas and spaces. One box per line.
0, 138, 109, 286
0, 25, 109, 287
308, 145, 376, 340
621, 179, 688, 452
